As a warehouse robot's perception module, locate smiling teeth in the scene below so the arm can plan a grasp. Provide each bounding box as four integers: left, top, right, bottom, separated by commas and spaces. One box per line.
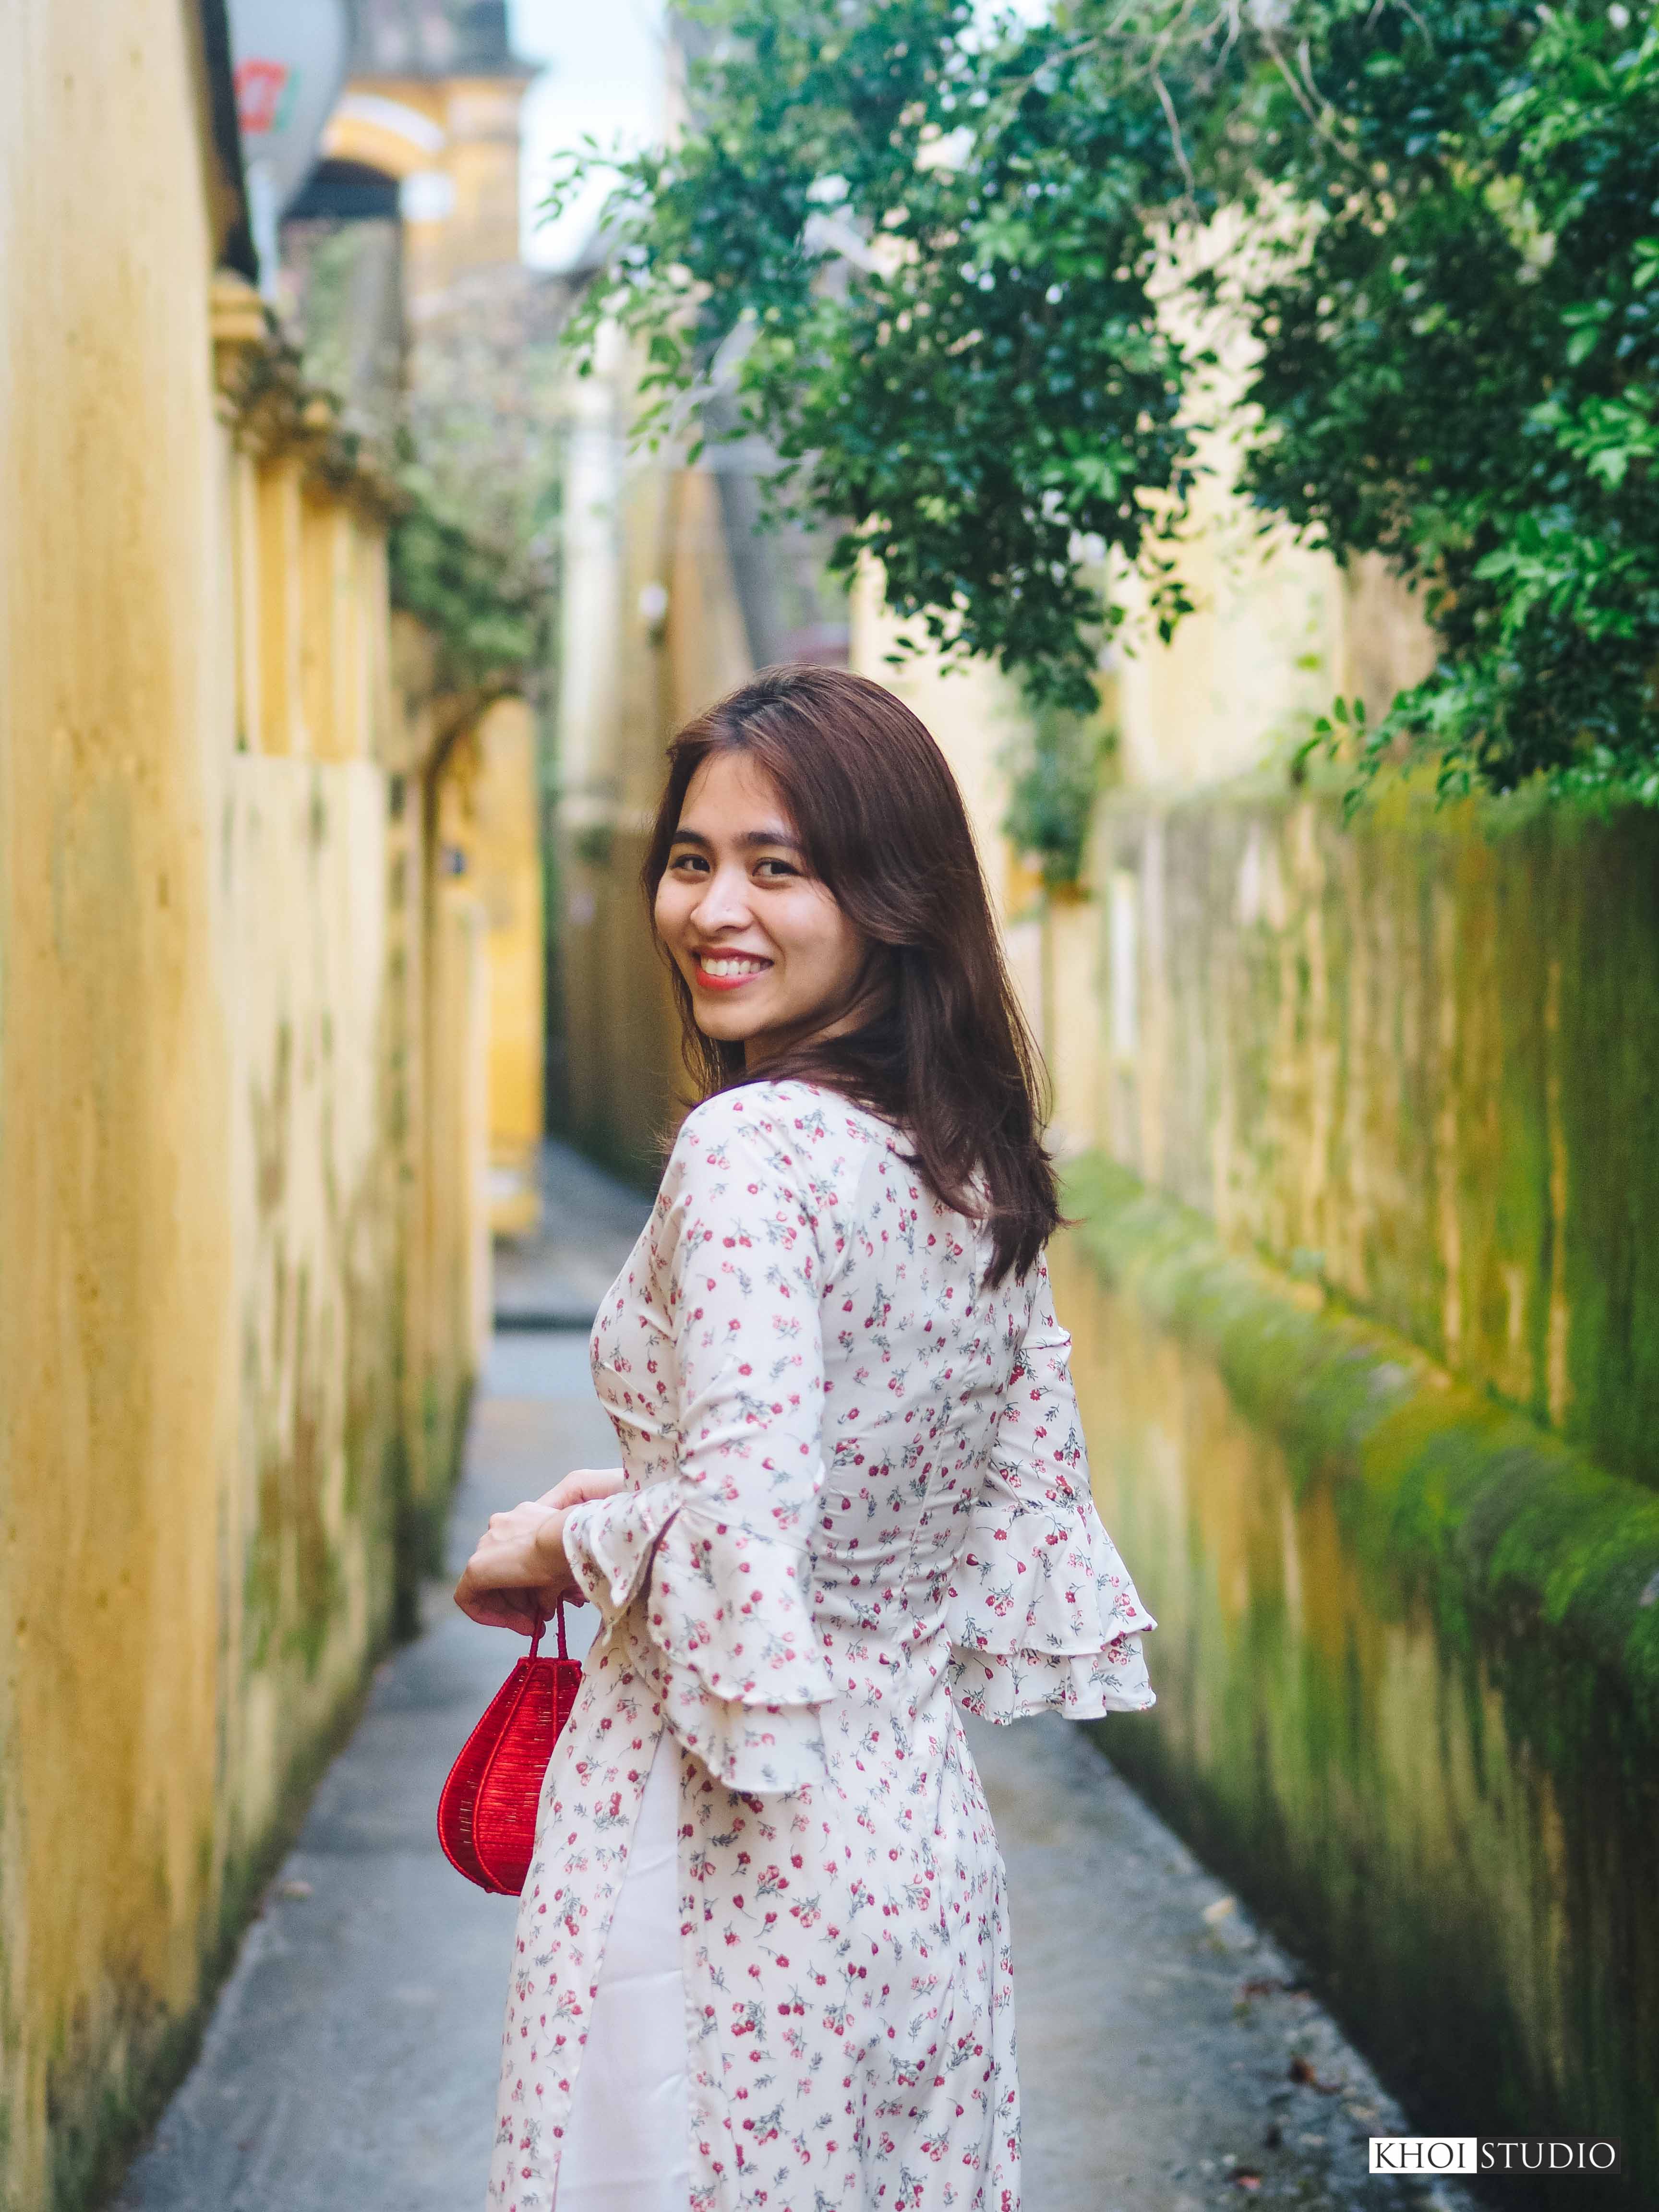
702, 956, 768, 977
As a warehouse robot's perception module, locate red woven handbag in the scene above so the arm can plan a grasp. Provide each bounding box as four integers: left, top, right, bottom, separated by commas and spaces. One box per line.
438, 1604, 582, 1896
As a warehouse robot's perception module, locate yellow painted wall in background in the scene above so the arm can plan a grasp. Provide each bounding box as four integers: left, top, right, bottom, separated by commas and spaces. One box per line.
553, 349, 745, 1182
0, 8, 496, 2202
323, 72, 528, 306
464, 697, 547, 1237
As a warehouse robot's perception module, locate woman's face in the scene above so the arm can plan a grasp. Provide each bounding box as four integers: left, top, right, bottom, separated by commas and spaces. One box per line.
655, 750, 868, 1065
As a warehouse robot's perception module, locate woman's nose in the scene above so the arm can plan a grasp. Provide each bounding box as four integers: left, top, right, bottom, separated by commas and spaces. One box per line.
691, 863, 752, 931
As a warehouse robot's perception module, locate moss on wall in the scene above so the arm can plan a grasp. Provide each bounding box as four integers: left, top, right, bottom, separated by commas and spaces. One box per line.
1058, 1156, 1659, 2205
559, 822, 684, 1191
467, 699, 547, 1235
1096, 787, 1659, 1495
38, 1665, 371, 2212
0, 16, 491, 2200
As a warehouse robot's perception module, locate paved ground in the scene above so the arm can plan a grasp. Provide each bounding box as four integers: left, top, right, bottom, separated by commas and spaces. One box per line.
492, 1142, 649, 1330
119, 1144, 1473, 2212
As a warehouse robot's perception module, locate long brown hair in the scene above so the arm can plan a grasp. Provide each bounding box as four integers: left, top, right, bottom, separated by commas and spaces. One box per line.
641, 666, 1059, 1286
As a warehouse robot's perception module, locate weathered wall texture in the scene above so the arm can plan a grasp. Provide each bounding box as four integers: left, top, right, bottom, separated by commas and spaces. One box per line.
463, 697, 547, 1238
0, 8, 493, 2204
1094, 787, 1659, 1494
223, 761, 404, 1846
562, 814, 685, 1187
1055, 1163, 1659, 2206
427, 742, 494, 1386
553, 351, 748, 1184
1065, 785, 1659, 2185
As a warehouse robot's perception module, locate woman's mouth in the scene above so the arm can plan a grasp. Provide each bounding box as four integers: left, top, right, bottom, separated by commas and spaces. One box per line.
692, 950, 773, 993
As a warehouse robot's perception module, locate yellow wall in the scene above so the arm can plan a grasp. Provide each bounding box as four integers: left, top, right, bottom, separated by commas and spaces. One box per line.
0, 9, 491, 2202
0, 12, 239, 2195
323, 73, 528, 306
426, 769, 494, 1404
553, 346, 747, 1180
389, 618, 494, 1507
319, 61, 548, 1239
462, 697, 547, 1236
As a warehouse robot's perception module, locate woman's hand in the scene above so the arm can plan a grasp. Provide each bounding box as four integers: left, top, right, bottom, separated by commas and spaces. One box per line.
454, 1499, 575, 1635
536, 1466, 627, 1513
453, 1470, 628, 1634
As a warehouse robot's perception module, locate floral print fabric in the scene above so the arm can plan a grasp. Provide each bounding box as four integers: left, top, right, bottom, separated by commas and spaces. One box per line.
489, 1081, 1154, 2212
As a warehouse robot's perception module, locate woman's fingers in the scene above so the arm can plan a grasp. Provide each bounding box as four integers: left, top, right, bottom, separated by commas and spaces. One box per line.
454, 1570, 565, 1633
455, 1583, 537, 1633
537, 1467, 626, 1511
467, 1500, 562, 1582
453, 1498, 575, 1626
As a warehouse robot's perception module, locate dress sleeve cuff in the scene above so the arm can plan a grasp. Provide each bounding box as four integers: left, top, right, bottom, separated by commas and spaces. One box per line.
949, 1634, 1155, 1721
945, 1484, 1156, 1721
564, 1485, 836, 1794
563, 1482, 682, 1617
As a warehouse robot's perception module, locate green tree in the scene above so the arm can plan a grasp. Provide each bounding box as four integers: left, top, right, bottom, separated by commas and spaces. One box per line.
558, 0, 1659, 801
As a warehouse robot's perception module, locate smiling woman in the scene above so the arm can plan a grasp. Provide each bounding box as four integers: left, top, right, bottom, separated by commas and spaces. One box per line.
457, 665, 1155, 2212
640, 663, 1064, 1282
653, 749, 869, 1054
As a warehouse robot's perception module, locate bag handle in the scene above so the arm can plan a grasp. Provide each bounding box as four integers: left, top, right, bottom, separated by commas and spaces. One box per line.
528, 1601, 569, 1662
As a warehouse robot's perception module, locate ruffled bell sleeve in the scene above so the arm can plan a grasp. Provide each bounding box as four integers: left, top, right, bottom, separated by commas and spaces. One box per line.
561, 1096, 837, 1793
946, 1257, 1156, 1720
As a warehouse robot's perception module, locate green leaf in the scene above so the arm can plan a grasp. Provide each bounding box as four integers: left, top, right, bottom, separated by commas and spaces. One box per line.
548, 0, 1659, 802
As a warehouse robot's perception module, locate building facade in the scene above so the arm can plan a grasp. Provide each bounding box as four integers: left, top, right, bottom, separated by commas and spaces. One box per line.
0, 6, 497, 2201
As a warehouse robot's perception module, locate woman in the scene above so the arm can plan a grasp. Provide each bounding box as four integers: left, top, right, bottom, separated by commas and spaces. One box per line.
457, 667, 1154, 2212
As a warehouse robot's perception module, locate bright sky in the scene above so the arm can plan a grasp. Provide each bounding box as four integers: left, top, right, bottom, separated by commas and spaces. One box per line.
506, 0, 1055, 272
510, 0, 667, 270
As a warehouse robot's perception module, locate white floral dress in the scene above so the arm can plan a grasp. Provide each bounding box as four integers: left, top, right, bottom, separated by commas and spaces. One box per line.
489, 1081, 1154, 2212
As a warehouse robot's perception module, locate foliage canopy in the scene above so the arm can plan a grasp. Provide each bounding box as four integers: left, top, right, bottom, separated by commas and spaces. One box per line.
558, 0, 1659, 801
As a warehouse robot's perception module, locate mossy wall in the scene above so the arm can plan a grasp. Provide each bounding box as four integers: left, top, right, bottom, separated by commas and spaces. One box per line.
466, 698, 548, 1237
552, 364, 755, 1185
0, 16, 493, 2203
1095, 787, 1659, 1492
1057, 1160, 1659, 2205
222, 762, 415, 1868
560, 821, 684, 1189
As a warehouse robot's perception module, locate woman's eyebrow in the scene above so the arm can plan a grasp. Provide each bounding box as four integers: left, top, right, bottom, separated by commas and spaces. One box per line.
669, 825, 804, 853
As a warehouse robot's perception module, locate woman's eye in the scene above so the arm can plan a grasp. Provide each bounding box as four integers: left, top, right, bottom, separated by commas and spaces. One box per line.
755, 858, 799, 880
670, 852, 709, 874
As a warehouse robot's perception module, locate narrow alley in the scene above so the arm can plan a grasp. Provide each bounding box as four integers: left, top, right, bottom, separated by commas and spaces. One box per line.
7, 4, 1656, 2206
118, 1151, 1467, 2212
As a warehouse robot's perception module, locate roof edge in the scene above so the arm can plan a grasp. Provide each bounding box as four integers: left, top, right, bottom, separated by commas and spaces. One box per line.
191, 0, 259, 281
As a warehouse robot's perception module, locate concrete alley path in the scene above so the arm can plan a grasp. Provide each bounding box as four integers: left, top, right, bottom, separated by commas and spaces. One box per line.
119, 1145, 1470, 2212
